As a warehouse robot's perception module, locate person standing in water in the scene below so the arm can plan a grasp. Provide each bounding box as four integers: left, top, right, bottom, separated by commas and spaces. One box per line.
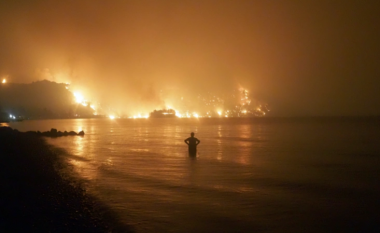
184, 132, 200, 155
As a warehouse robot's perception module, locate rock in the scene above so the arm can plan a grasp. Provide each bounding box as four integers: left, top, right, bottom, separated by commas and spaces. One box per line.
0, 126, 84, 138
26, 131, 38, 135
68, 131, 77, 136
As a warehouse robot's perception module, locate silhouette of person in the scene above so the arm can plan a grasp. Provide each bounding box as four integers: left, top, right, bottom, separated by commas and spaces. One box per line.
184, 132, 200, 155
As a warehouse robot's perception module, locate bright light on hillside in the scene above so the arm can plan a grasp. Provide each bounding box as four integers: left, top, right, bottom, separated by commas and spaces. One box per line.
73, 92, 84, 103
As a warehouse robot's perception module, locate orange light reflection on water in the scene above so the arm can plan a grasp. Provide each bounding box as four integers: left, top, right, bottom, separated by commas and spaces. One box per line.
73, 135, 85, 156
236, 124, 253, 165
67, 119, 99, 181
217, 125, 223, 161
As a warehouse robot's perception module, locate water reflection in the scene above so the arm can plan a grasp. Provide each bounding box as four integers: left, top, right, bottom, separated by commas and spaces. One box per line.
68, 134, 99, 180
73, 135, 85, 156
236, 124, 253, 165
187, 156, 199, 185
105, 158, 113, 166
7, 118, 279, 232
239, 124, 252, 139
217, 125, 223, 161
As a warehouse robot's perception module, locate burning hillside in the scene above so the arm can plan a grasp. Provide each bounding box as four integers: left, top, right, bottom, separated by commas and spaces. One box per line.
1, 78, 269, 120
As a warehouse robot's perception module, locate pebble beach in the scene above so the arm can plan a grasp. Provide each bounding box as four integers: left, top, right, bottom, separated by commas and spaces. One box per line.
0, 126, 133, 232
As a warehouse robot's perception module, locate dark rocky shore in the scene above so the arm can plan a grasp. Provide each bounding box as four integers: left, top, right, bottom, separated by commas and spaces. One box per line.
25, 127, 85, 137
0, 127, 133, 232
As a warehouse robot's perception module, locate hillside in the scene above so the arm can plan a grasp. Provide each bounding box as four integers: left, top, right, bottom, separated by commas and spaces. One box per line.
0, 80, 94, 119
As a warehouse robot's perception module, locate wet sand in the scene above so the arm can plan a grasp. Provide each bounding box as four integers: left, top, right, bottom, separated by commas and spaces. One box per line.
0, 126, 133, 232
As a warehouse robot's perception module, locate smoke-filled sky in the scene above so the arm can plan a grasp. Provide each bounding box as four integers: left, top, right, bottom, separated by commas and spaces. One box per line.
0, 0, 379, 116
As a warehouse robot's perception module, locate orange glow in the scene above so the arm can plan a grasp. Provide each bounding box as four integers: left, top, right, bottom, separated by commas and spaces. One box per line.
73, 91, 92, 108
129, 113, 149, 119
66, 83, 267, 118
1, 78, 6, 83
0, 122, 9, 127
73, 92, 85, 103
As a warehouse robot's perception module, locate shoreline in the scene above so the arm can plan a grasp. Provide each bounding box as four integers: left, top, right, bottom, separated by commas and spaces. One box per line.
0, 126, 133, 232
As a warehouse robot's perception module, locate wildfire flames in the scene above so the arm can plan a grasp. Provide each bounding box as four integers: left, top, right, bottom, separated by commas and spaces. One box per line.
66, 81, 268, 119
124, 88, 269, 119
1, 70, 269, 120
73, 92, 85, 105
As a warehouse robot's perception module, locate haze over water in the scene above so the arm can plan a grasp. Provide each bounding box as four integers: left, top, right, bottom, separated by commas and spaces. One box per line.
8, 117, 380, 232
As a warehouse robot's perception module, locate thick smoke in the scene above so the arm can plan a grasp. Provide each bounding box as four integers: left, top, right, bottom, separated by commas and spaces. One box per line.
1, 1, 380, 116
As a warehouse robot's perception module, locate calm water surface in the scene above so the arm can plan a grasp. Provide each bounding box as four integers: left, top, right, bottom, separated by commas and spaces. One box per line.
8, 117, 380, 232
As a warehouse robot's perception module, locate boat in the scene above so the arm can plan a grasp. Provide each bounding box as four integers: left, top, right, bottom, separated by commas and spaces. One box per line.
149, 109, 177, 118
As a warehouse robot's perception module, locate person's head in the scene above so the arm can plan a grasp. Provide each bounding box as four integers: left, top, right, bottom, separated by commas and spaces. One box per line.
191, 132, 194, 137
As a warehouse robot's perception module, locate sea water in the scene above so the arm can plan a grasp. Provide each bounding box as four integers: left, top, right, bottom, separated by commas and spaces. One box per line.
8, 117, 380, 232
